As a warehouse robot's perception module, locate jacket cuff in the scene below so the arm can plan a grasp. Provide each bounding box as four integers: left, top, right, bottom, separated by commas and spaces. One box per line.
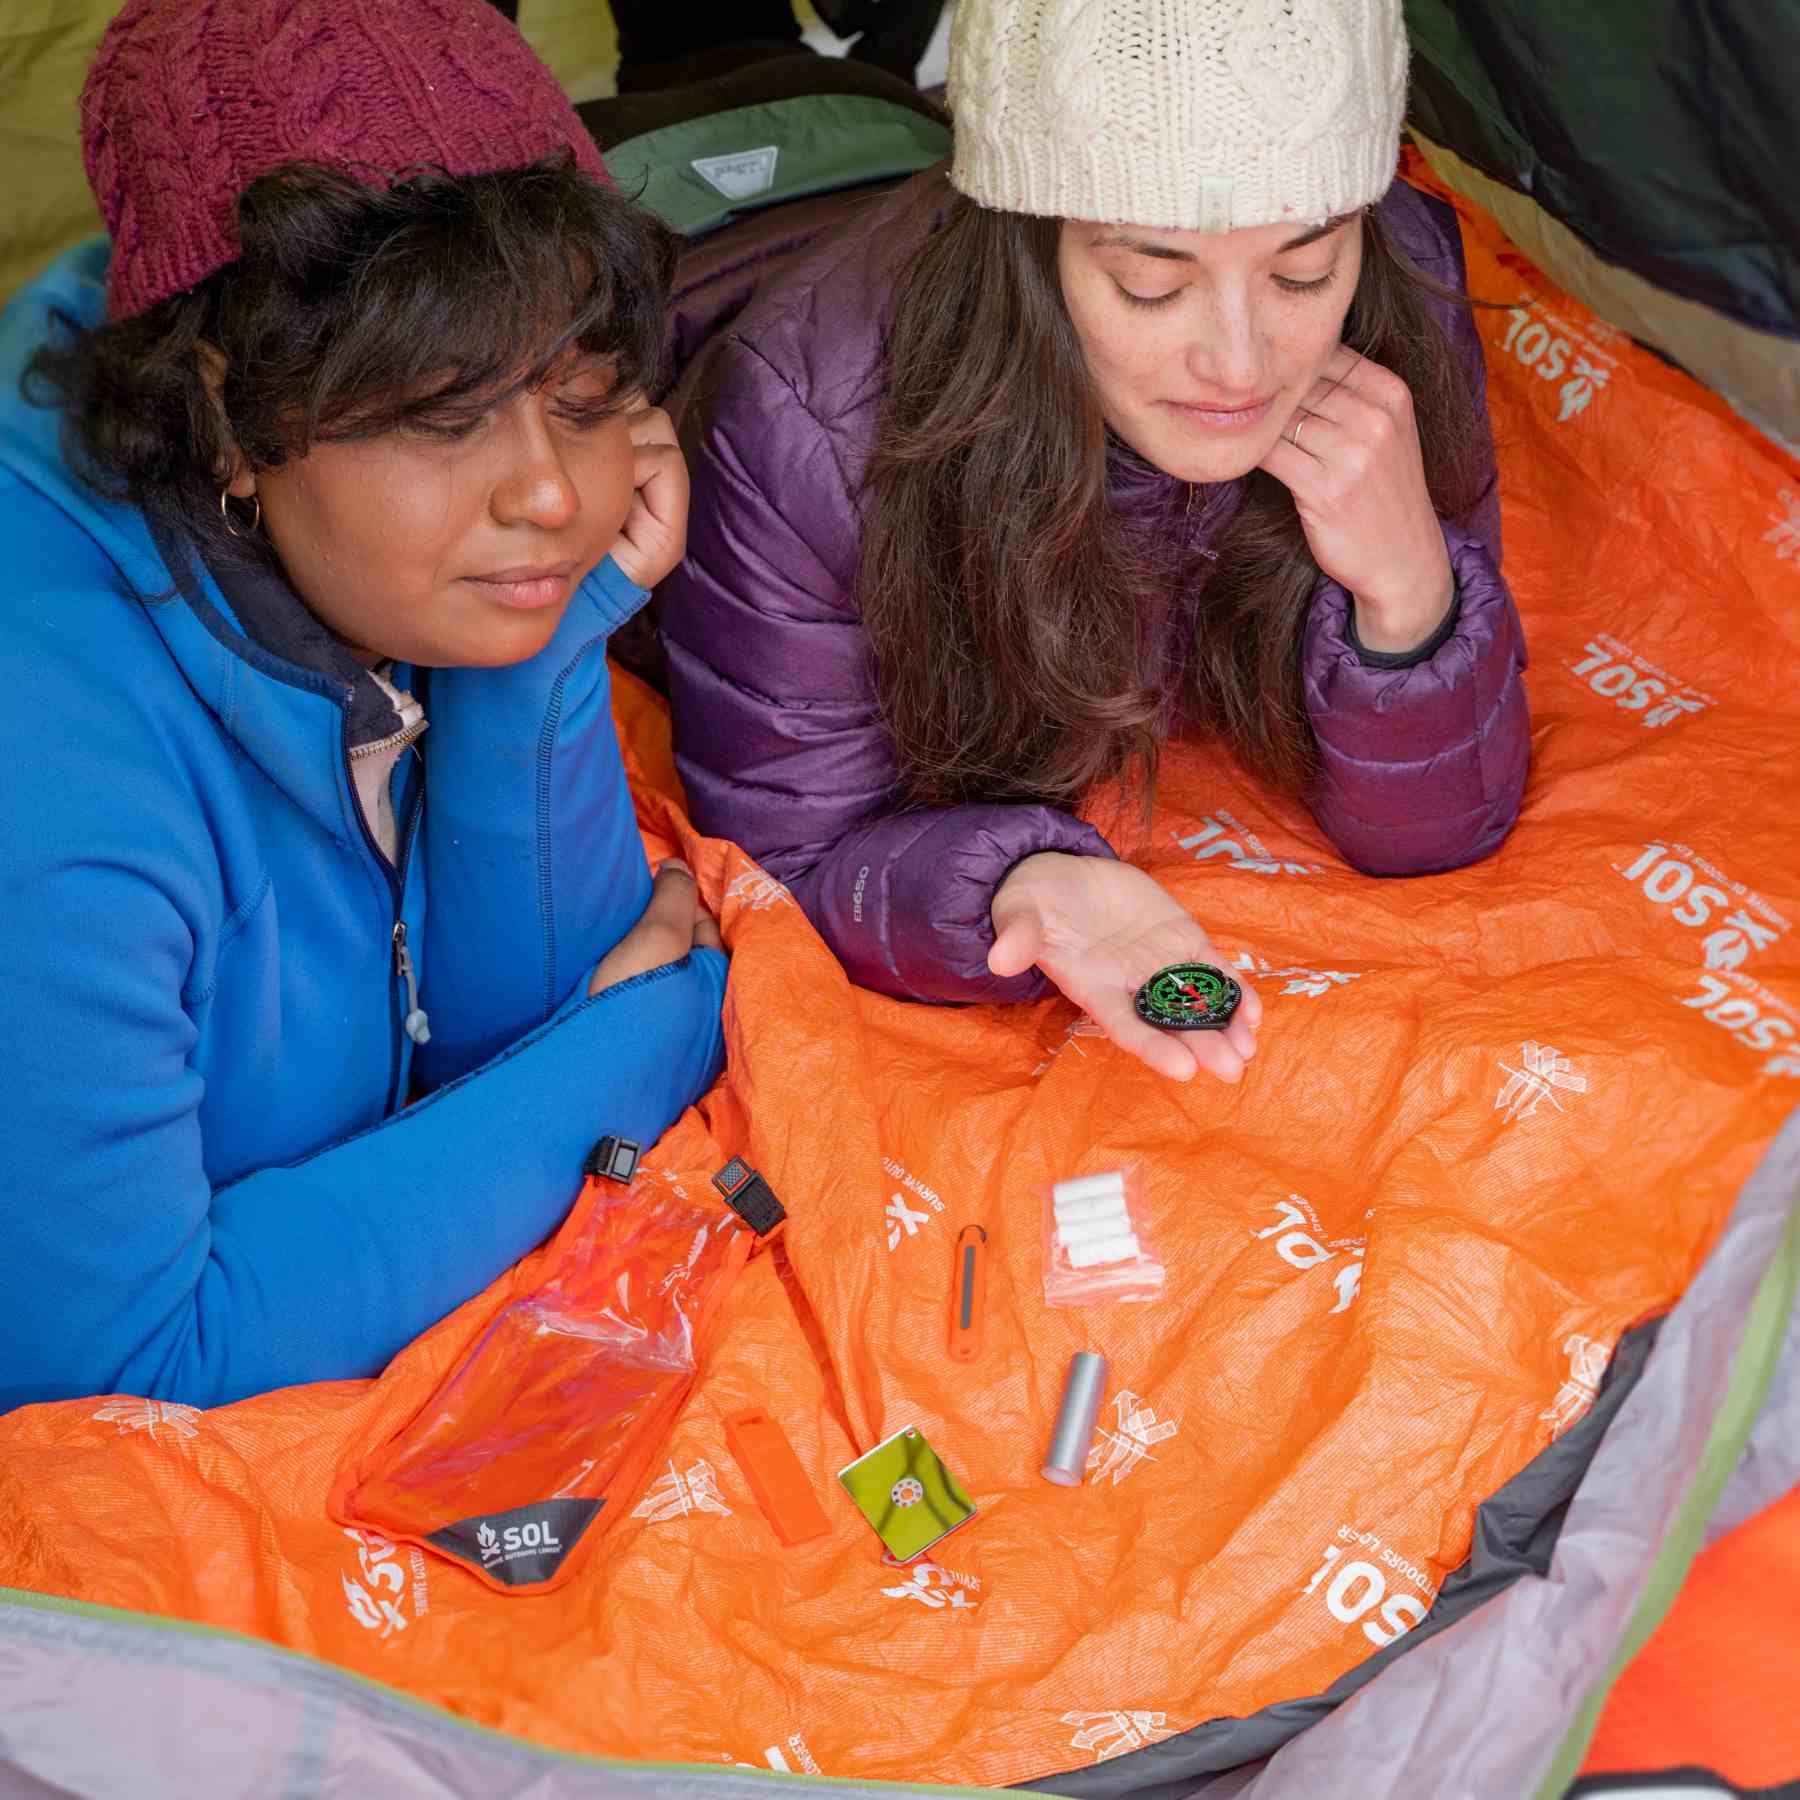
900, 813, 1118, 1006
809, 806, 1116, 1006
1303, 524, 1526, 769
583, 553, 652, 637
1345, 581, 1463, 670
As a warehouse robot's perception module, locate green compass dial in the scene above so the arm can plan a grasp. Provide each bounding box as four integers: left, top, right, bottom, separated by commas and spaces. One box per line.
1134, 962, 1242, 1032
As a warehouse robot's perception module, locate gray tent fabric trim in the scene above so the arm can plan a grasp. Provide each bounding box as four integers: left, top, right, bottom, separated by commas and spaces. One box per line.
0, 1583, 1031, 1800
1019, 1321, 1664, 1797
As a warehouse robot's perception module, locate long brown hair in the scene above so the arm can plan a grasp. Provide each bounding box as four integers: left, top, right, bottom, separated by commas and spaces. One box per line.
857, 182, 1488, 814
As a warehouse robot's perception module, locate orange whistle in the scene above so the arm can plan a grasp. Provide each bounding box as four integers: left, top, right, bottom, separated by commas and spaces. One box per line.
723, 1408, 832, 1547
948, 1224, 988, 1362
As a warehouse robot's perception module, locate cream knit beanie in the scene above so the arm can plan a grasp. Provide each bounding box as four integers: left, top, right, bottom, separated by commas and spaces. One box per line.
948, 0, 1408, 233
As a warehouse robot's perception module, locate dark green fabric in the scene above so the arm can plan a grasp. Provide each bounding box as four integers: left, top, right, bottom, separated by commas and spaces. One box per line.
601, 93, 951, 240
1405, 0, 1800, 341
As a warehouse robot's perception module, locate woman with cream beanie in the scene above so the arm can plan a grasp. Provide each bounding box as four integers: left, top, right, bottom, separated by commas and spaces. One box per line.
660, 0, 1528, 1082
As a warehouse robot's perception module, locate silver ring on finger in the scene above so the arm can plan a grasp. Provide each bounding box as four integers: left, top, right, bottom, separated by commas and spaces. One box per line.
1290, 413, 1307, 452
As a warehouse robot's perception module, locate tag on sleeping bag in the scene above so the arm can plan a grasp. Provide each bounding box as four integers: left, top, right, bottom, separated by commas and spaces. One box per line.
329, 1146, 773, 1595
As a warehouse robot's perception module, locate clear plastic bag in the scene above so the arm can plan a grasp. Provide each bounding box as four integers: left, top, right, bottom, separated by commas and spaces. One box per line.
332, 1161, 755, 1593
1041, 1166, 1164, 1306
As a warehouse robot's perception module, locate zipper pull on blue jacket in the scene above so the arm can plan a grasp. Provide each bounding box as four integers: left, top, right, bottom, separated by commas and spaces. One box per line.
394, 922, 431, 1045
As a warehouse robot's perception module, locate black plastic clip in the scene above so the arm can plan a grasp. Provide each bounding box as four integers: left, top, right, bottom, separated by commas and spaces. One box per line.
584, 1135, 641, 1185
711, 1157, 787, 1236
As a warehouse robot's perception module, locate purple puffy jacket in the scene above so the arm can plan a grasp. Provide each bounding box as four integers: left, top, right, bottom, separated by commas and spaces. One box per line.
660, 170, 1530, 1006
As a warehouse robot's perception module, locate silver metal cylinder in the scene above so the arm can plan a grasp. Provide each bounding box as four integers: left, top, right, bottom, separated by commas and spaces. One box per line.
1042, 1350, 1109, 1486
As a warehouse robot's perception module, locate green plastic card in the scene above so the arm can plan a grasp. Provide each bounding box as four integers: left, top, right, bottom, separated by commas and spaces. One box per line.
837, 1425, 976, 1563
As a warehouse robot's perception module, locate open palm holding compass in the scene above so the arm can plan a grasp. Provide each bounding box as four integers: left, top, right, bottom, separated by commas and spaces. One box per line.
988, 853, 1262, 1082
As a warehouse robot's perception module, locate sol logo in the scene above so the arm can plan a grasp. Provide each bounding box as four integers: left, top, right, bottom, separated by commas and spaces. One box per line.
476, 1518, 562, 1565
1568, 639, 1711, 729
338, 1527, 428, 1642
1300, 1530, 1433, 1649
1617, 843, 1787, 971
881, 1562, 982, 1610
1173, 814, 1316, 876
1678, 972, 1800, 1066
1500, 304, 1615, 421
1253, 1196, 1365, 1313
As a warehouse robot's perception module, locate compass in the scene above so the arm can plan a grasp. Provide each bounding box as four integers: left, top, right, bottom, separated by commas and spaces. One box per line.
1133, 961, 1242, 1032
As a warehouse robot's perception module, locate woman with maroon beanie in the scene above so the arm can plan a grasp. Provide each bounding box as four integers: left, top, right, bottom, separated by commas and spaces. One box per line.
0, 0, 726, 1412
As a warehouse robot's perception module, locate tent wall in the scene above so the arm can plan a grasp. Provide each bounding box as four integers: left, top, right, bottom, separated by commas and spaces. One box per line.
1404, 0, 1800, 449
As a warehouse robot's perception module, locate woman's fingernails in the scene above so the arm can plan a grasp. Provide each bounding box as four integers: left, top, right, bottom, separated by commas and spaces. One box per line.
660, 857, 692, 877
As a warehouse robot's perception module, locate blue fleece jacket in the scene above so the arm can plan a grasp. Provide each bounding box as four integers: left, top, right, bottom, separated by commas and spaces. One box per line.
0, 242, 728, 1413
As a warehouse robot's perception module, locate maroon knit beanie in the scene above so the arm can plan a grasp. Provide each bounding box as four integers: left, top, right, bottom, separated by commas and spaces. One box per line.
82, 0, 613, 321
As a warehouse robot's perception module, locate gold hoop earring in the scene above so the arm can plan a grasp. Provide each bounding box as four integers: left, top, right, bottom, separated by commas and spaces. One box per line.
219, 487, 261, 538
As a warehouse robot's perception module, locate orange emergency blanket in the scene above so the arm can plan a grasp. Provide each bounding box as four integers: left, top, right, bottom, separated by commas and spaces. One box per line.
2, 155, 1797, 1790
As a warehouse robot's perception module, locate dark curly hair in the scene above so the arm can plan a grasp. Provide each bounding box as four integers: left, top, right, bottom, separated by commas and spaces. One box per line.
26, 153, 677, 573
